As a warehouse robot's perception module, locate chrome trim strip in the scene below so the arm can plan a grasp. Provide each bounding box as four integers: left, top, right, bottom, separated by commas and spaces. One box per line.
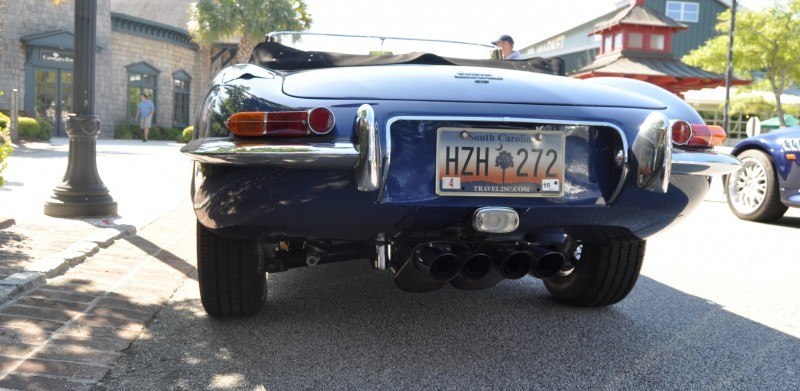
383, 116, 630, 203
632, 112, 671, 193
267, 31, 497, 51
671, 149, 742, 176
356, 104, 380, 191
180, 138, 358, 169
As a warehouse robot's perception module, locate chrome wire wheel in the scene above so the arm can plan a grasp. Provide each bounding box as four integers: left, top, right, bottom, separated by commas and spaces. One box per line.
725, 150, 787, 222
727, 156, 768, 215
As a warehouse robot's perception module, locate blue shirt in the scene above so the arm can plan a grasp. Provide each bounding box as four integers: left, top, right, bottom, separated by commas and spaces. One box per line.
138, 99, 154, 118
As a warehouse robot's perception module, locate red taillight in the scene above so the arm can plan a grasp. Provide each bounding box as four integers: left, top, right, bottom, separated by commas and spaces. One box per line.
670, 121, 727, 148
671, 120, 693, 145
225, 107, 335, 137
307, 107, 335, 134
265, 111, 309, 136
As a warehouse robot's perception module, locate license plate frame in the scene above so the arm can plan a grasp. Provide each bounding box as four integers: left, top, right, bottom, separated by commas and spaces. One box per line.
435, 127, 565, 197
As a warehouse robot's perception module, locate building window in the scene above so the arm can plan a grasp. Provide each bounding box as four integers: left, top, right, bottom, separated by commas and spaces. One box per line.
614, 32, 623, 51
172, 70, 191, 127
126, 62, 160, 123
628, 32, 643, 49
650, 34, 665, 50
666, 1, 699, 23
603, 35, 612, 53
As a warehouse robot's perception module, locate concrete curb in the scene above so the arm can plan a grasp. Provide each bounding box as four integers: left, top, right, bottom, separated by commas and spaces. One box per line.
0, 223, 136, 305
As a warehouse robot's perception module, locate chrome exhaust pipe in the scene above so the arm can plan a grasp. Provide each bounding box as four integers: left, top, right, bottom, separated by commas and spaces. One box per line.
521, 245, 566, 279
413, 245, 459, 282
452, 246, 492, 281
487, 245, 532, 280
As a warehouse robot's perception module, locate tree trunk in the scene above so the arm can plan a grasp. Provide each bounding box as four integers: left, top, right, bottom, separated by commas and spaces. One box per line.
774, 89, 786, 128
235, 35, 259, 64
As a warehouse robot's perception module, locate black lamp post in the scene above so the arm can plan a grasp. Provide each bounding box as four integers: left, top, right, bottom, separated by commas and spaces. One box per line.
44, 0, 117, 217
723, 0, 737, 134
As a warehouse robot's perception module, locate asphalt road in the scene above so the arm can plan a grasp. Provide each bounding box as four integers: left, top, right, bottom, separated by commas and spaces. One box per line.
97, 181, 800, 390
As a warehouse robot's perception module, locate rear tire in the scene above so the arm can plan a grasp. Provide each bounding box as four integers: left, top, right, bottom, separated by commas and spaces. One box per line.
197, 222, 266, 317
544, 239, 645, 307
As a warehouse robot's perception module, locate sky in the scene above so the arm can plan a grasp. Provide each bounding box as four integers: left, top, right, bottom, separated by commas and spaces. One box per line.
304, 0, 777, 50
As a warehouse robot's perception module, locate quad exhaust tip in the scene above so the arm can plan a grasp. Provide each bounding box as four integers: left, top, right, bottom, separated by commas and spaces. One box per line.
452, 246, 492, 281
395, 242, 568, 293
413, 246, 460, 282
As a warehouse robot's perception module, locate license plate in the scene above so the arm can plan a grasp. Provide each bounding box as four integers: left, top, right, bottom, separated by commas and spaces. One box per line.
436, 127, 565, 197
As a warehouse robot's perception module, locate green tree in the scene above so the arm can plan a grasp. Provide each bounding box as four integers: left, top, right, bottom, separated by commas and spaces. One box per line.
190, 0, 312, 64
683, 1, 800, 127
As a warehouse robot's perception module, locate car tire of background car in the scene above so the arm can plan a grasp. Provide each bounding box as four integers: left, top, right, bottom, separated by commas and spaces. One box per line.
196, 222, 266, 317
725, 150, 787, 222
543, 239, 645, 307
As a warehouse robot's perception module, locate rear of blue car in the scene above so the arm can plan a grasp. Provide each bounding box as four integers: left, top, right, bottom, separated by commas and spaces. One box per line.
183, 62, 740, 318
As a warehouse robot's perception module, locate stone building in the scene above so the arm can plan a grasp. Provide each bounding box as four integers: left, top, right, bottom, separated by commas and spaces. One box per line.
0, 0, 219, 138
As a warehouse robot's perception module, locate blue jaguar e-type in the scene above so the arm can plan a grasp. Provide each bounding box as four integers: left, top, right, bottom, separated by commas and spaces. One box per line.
181, 32, 741, 317
725, 126, 800, 221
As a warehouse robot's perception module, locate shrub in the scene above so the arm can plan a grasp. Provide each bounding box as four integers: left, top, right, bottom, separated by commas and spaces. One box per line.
182, 125, 194, 143
114, 120, 136, 139
0, 112, 8, 131
147, 126, 163, 140
0, 131, 12, 187
35, 118, 52, 140
115, 121, 188, 142
18, 117, 42, 141
158, 127, 181, 141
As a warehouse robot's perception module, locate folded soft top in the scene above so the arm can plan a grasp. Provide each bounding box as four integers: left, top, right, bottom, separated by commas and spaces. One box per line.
249, 42, 565, 76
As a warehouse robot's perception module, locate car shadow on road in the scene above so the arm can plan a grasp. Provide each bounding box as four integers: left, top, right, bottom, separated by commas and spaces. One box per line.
768, 215, 800, 229
122, 235, 197, 281
99, 259, 800, 390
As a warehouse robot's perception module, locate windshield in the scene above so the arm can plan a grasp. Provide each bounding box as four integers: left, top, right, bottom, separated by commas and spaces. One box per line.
267, 31, 501, 60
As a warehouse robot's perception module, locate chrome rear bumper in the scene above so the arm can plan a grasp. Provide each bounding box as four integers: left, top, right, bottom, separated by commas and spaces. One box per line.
180, 138, 358, 169
671, 148, 742, 176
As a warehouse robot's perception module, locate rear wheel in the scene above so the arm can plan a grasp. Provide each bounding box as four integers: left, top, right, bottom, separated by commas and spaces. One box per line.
544, 239, 645, 307
197, 222, 266, 317
725, 149, 787, 222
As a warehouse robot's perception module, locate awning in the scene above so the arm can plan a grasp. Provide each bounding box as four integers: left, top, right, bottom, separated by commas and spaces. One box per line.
20, 30, 103, 51
761, 114, 798, 129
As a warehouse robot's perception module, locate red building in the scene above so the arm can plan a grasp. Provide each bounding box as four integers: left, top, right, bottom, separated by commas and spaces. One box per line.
572, 0, 747, 95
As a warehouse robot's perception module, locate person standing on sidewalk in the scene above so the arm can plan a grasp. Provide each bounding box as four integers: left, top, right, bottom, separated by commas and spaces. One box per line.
135, 93, 155, 142
492, 35, 520, 60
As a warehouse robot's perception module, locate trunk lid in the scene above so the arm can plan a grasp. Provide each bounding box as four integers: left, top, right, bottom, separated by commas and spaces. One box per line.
281, 65, 665, 109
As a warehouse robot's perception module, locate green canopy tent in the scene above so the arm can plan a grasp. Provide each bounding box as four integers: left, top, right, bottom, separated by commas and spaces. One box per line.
761, 114, 799, 131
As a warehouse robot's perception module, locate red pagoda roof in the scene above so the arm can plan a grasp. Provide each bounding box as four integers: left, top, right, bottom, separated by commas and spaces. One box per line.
573, 51, 749, 93
592, 2, 687, 34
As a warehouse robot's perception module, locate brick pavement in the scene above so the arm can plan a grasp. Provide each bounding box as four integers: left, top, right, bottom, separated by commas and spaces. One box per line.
0, 200, 196, 390
0, 219, 134, 281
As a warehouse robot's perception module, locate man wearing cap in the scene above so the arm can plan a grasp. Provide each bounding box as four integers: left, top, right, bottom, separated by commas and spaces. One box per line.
492, 35, 521, 60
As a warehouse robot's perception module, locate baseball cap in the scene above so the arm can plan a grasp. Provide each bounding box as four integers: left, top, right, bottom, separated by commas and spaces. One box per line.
492, 35, 514, 45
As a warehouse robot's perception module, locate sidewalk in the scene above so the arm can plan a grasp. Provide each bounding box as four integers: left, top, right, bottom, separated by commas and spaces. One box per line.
0, 197, 196, 390
0, 138, 191, 304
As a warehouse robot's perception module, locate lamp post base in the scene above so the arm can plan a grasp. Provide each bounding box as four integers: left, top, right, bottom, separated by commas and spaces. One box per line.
44, 195, 117, 217
44, 114, 117, 218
